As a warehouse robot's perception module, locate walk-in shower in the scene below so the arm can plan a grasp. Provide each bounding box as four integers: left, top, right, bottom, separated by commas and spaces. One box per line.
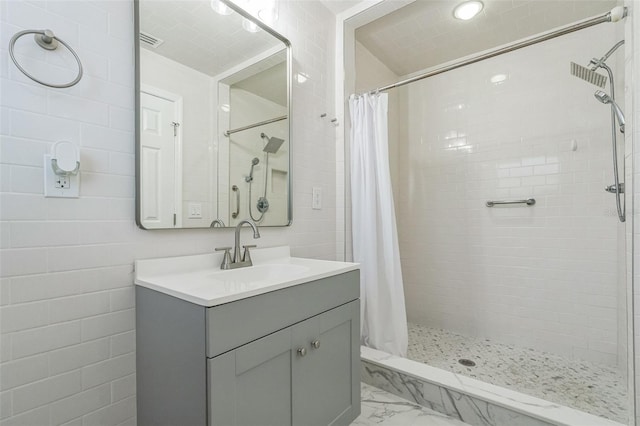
347, 1, 632, 425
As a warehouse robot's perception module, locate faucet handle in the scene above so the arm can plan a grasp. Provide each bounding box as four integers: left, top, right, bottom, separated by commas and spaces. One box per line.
215, 247, 233, 269
242, 245, 257, 263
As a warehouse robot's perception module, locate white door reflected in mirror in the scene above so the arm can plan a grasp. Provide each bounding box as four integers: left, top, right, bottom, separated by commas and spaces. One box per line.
140, 90, 182, 229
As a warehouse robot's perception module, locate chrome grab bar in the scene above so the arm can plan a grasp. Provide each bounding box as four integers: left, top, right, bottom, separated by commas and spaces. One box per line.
232, 185, 240, 218
486, 198, 535, 207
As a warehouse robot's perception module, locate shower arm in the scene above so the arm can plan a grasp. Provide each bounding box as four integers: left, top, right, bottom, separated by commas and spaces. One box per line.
590, 40, 625, 71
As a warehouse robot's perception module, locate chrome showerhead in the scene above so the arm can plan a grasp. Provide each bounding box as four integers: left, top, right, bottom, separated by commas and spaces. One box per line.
571, 62, 607, 88
595, 90, 625, 133
260, 133, 285, 154
246, 157, 260, 182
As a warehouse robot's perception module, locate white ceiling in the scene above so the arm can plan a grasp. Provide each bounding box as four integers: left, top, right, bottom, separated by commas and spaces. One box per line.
355, 0, 619, 77
233, 62, 288, 106
319, 0, 364, 14
139, 0, 284, 78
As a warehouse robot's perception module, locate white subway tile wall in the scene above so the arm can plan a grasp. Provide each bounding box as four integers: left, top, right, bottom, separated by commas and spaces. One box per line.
0, 0, 338, 424
394, 23, 624, 366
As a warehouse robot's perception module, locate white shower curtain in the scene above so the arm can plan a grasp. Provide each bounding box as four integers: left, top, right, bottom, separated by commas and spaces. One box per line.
349, 92, 408, 357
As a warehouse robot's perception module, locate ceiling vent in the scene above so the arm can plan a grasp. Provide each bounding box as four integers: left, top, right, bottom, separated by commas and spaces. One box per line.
139, 31, 164, 48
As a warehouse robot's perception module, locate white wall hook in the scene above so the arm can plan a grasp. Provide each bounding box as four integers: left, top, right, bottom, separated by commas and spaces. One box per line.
51, 141, 80, 176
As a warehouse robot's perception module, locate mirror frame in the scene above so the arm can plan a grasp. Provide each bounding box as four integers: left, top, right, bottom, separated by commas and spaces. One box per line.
134, 0, 293, 229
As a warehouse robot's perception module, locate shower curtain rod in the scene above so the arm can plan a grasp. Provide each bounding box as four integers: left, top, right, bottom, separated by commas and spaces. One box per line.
363, 7, 627, 95
224, 115, 287, 137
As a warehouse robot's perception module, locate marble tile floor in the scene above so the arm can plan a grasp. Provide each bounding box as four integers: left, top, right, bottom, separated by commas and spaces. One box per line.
407, 323, 627, 423
354, 382, 471, 426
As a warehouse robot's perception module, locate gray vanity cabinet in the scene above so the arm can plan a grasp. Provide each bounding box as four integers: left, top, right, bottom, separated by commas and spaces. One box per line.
209, 300, 359, 426
292, 301, 359, 426
209, 327, 293, 426
136, 270, 360, 426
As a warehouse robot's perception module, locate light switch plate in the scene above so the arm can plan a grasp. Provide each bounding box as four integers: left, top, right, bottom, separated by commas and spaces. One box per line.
188, 203, 202, 218
44, 155, 79, 198
312, 187, 322, 210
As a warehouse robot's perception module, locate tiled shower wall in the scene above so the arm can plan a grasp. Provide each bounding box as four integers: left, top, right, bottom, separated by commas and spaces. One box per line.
395, 23, 624, 366
0, 1, 337, 424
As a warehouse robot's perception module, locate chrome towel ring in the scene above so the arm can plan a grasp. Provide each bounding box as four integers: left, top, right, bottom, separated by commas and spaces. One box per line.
9, 29, 83, 89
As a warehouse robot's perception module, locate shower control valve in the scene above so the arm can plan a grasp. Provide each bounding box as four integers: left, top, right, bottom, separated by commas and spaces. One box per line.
605, 183, 624, 194
257, 197, 269, 213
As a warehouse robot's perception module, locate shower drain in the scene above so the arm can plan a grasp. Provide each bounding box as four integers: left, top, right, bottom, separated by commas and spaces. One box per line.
458, 358, 476, 367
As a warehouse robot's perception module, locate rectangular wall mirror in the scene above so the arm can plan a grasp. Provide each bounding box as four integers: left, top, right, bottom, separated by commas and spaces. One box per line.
135, 0, 291, 229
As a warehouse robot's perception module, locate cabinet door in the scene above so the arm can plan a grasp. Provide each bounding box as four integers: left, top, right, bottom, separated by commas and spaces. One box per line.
292, 301, 360, 426
208, 328, 292, 426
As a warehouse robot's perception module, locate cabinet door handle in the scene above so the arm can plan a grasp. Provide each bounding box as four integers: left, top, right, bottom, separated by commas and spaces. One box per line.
297, 347, 307, 357
311, 340, 320, 349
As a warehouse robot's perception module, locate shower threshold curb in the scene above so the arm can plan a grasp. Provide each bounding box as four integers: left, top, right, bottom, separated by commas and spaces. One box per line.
361, 346, 624, 426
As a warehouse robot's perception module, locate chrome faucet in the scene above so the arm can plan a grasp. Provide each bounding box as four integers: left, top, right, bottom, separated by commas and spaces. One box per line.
215, 219, 260, 270
234, 219, 260, 263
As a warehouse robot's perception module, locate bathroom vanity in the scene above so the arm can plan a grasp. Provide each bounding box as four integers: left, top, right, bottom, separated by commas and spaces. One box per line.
135, 247, 360, 426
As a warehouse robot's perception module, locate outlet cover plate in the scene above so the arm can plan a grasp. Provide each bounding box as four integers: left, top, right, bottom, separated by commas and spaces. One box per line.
188, 202, 202, 218
312, 186, 322, 210
44, 154, 79, 198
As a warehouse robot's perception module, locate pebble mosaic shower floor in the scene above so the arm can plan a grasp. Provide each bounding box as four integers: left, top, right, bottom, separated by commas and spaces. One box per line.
407, 323, 627, 423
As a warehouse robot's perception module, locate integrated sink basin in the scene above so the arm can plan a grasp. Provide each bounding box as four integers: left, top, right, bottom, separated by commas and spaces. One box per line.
204, 263, 310, 283
134, 246, 359, 306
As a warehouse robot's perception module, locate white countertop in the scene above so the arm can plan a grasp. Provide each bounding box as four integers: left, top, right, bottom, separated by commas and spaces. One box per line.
134, 246, 360, 307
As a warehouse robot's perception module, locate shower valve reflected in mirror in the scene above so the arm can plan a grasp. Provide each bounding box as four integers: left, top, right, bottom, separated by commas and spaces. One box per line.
246, 133, 285, 221
135, 0, 291, 230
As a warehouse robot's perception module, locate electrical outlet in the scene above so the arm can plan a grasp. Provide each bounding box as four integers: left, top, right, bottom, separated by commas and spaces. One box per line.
55, 176, 70, 189
188, 203, 202, 218
44, 154, 79, 198
312, 187, 322, 210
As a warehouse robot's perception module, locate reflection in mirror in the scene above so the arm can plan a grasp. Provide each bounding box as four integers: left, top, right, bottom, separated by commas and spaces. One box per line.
218, 49, 289, 227
136, 0, 291, 229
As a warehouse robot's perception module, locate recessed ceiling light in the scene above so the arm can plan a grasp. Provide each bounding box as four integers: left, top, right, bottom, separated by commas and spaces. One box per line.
258, 0, 279, 24
453, 1, 484, 20
211, 0, 233, 15
242, 18, 261, 33
295, 72, 309, 84
490, 73, 507, 84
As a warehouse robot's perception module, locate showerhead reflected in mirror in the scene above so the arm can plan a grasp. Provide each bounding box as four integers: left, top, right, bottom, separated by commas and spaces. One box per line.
262, 133, 285, 154
135, 0, 291, 230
